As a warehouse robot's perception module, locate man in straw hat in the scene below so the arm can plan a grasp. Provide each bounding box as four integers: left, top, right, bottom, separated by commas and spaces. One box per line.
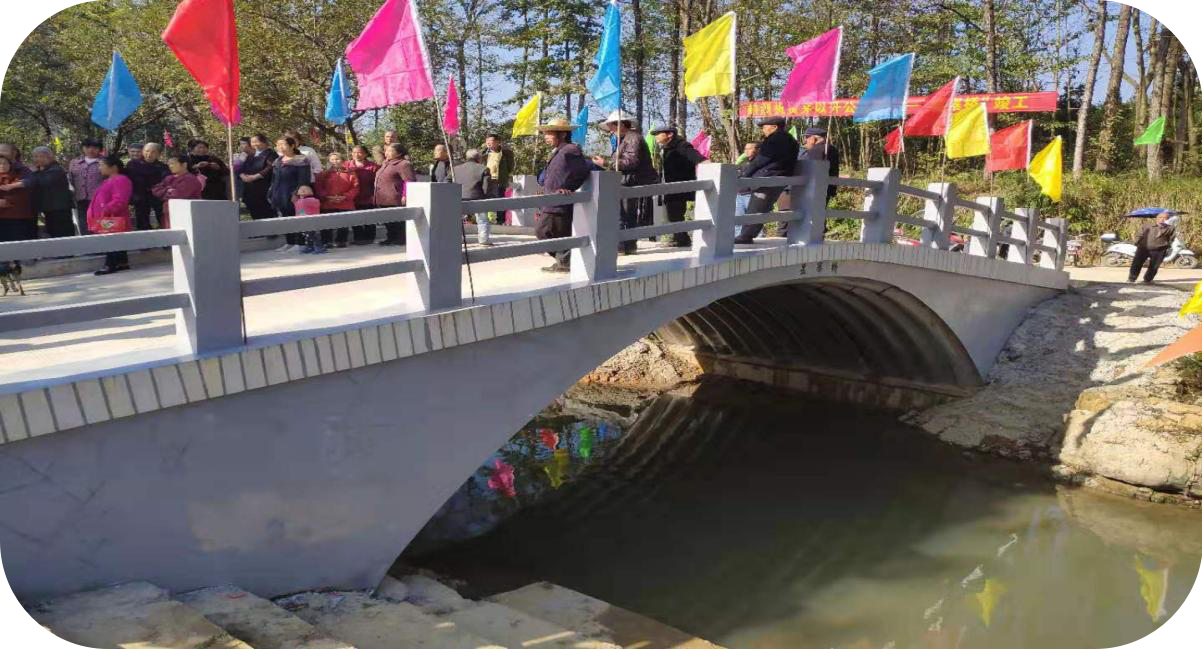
535, 118, 592, 273
593, 110, 657, 255
734, 116, 799, 244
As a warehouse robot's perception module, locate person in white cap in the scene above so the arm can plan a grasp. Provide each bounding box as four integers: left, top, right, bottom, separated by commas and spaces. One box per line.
592, 110, 657, 255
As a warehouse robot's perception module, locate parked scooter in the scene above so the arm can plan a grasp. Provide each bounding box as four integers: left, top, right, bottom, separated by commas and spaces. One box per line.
1100, 233, 1198, 268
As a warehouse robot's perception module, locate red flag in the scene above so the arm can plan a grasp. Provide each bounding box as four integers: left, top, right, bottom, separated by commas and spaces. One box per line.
986, 120, 1033, 172
884, 126, 902, 155
162, 0, 240, 125
904, 77, 958, 136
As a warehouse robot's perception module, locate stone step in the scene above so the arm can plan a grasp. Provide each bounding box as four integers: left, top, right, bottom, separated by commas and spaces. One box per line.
178, 585, 352, 649
443, 601, 620, 649
28, 581, 250, 649
488, 582, 721, 649
276, 591, 503, 649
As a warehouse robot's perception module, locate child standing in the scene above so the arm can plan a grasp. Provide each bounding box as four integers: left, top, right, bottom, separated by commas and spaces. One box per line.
292, 185, 326, 254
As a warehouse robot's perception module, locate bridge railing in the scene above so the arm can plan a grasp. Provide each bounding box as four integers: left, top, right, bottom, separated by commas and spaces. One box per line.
0, 161, 1067, 358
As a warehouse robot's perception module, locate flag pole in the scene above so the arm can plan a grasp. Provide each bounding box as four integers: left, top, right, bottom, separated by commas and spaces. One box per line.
226, 121, 236, 201
431, 85, 476, 305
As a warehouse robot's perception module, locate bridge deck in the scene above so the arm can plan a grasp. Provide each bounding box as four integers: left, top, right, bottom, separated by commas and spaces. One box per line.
0, 236, 782, 390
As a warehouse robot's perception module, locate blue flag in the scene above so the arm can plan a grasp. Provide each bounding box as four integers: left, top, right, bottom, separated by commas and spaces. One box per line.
853, 53, 915, 123
326, 59, 351, 124
572, 106, 589, 147
587, 1, 621, 113
91, 51, 142, 131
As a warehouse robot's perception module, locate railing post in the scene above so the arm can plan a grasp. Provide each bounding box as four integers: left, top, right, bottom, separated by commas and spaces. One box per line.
693, 163, 738, 263
859, 167, 900, 244
571, 171, 620, 282
509, 175, 541, 227
171, 200, 243, 355
791, 158, 829, 246
922, 183, 955, 249
1041, 216, 1068, 270
969, 196, 1000, 259
1010, 207, 1036, 265
407, 182, 463, 310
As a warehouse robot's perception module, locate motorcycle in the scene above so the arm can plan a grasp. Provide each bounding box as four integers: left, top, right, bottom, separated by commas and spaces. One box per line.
1101, 233, 1198, 268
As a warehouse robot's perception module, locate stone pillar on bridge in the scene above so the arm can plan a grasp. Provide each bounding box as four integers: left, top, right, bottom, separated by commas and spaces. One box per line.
508, 175, 541, 227
969, 196, 1001, 259
790, 159, 829, 246
407, 182, 463, 310
171, 200, 243, 355
1042, 216, 1067, 270
859, 167, 901, 244
921, 183, 956, 250
572, 171, 621, 283
1009, 207, 1037, 265
692, 163, 737, 263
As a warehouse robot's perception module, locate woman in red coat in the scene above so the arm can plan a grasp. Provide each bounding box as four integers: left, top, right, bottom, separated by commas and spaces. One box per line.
315, 152, 360, 248
150, 155, 204, 229
0, 155, 36, 243
343, 145, 379, 245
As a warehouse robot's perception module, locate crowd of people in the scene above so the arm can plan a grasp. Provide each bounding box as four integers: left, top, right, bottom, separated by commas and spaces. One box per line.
0, 114, 838, 279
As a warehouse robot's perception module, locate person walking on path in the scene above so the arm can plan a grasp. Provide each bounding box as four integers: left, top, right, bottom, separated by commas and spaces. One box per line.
316, 152, 360, 248
454, 148, 494, 246
1129, 212, 1178, 284
240, 134, 278, 221
268, 136, 314, 252
375, 143, 415, 247
344, 145, 379, 245
25, 147, 75, 238
592, 111, 657, 255
535, 118, 591, 273
88, 155, 134, 275
484, 134, 515, 226
68, 137, 104, 235
650, 125, 705, 248
127, 143, 170, 230
429, 144, 453, 182
150, 155, 204, 229
734, 117, 799, 244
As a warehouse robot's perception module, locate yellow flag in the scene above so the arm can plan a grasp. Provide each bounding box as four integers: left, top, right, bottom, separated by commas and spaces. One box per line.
1028, 136, 1063, 203
512, 93, 541, 138
1181, 280, 1202, 317
53, 136, 62, 154
946, 103, 989, 158
684, 12, 737, 101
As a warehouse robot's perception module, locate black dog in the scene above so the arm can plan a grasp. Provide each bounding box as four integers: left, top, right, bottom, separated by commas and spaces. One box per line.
0, 260, 25, 296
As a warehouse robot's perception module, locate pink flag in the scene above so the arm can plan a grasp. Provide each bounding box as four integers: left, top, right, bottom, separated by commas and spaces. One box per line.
780, 27, 842, 108
690, 129, 711, 159
443, 78, 460, 134
163, 129, 174, 149
345, 0, 435, 110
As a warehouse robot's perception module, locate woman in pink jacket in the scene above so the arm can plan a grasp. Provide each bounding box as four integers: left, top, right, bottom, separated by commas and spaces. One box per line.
88, 155, 134, 275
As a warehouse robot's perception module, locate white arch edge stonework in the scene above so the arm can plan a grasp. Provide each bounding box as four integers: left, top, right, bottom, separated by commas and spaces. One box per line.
0, 242, 1067, 446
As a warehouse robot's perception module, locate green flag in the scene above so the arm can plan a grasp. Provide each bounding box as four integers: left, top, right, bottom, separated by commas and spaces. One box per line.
789, 125, 799, 140
1135, 116, 1166, 145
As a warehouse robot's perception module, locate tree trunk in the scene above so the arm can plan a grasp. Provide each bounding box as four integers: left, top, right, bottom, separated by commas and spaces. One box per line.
632, 0, 645, 128
669, 2, 681, 127
475, 37, 485, 136
1072, 0, 1106, 179
1188, 63, 1198, 173
1148, 31, 1180, 181
983, 0, 999, 93
1095, 4, 1132, 172
1132, 10, 1147, 135
678, 1, 691, 133
1174, 58, 1187, 173
457, 50, 469, 140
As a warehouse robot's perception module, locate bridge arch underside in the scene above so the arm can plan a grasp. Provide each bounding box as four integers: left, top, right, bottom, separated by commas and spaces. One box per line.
0, 264, 1056, 601
655, 279, 983, 409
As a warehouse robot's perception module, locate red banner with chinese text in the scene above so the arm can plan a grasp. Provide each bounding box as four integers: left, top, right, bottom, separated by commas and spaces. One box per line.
739, 91, 1057, 119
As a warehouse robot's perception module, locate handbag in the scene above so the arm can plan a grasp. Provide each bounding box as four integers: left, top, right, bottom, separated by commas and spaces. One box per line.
87, 212, 132, 234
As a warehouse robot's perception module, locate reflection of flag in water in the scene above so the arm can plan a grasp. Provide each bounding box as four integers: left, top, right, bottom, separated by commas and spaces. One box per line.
578, 426, 595, 459
487, 458, 515, 498
539, 427, 559, 450
972, 578, 1007, 627
1134, 555, 1169, 622
544, 449, 570, 488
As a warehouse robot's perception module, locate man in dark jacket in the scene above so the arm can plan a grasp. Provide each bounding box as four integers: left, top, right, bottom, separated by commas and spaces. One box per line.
1130, 212, 1178, 283
27, 147, 74, 237
735, 116, 800, 244
454, 149, 494, 245
778, 126, 841, 239
536, 119, 591, 273
651, 125, 706, 248
126, 143, 170, 230
593, 111, 658, 254
239, 134, 278, 220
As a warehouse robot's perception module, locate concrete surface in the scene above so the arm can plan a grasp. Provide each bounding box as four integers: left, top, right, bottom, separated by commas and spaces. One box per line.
177, 585, 351, 649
